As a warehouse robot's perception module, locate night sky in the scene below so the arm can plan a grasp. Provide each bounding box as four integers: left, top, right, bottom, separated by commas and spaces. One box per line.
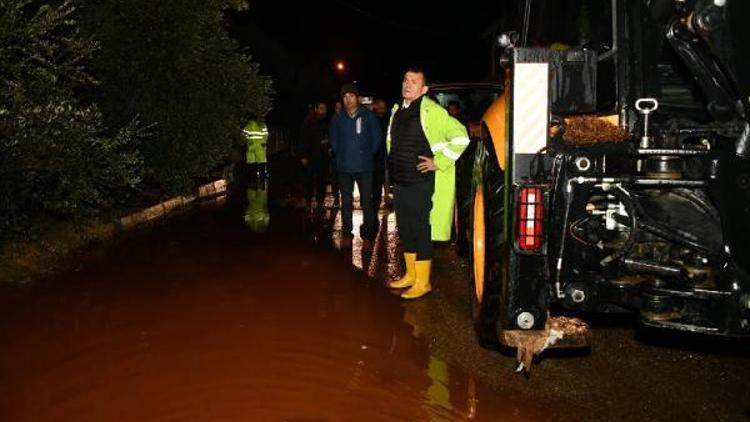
227, 0, 518, 125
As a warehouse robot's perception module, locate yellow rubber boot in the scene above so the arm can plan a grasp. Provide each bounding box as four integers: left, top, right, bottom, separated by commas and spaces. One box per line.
401, 260, 432, 299
389, 253, 417, 288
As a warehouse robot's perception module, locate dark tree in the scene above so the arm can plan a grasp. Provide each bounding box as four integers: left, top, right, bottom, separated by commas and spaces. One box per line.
0, 0, 142, 241
83, 0, 273, 193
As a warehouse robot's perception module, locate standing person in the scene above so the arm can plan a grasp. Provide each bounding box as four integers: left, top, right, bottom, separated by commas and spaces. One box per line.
299, 101, 330, 211
372, 98, 390, 210
329, 101, 341, 208
446, 100, 466, 125
387, 67, 470, 299
329, 83, 382, 248
243, 118, 269, 184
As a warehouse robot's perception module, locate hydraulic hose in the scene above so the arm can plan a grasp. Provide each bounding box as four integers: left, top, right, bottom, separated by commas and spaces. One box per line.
613, 213, 714, 256
671, 188, 720, 222
622, 258, 683, 279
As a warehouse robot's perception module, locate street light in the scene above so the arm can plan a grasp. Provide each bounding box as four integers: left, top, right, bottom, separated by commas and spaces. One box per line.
335, 61, 346, 72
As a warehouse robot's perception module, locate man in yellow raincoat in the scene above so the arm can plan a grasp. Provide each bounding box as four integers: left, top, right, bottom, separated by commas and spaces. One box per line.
386, 67, 470, 299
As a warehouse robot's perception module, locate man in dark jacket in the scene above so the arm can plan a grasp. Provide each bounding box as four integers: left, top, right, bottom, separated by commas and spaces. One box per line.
299, 101, 330, 211
372, 98, 390, 210
330, 83, 382, 244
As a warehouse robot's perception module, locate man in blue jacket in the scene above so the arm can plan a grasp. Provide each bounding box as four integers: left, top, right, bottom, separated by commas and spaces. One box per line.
330, 83, 383, 246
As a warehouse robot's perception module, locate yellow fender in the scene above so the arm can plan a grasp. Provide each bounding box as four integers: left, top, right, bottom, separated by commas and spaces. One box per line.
480, 79, 510, 170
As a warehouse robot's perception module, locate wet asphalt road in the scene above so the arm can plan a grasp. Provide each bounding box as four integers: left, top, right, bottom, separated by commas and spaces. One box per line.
0, 184, 749, 421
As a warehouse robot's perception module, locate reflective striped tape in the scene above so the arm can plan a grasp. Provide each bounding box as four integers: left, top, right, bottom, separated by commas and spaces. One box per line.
430, 144, 459, 160
449, 137, 470, 146
513, 62, 549, 154
431, 142, 447, 152
432, 137, 469, 151
441, 147, 462, 160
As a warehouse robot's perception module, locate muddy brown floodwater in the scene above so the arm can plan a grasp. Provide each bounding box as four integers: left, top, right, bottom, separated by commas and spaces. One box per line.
0, 190, 551, 421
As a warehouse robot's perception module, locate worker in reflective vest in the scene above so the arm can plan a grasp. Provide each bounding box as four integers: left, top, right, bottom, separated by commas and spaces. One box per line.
243, 119, 269, 183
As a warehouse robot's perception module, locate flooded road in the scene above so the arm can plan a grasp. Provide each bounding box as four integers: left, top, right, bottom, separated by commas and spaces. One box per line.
2, 181, 749, 421
0, 188, 548, 421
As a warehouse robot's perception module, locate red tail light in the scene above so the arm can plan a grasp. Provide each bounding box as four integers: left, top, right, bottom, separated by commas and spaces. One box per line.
517, 187, 544, 251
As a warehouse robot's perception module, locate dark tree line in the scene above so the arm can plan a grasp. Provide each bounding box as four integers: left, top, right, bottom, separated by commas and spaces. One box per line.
0, 0, 272, 243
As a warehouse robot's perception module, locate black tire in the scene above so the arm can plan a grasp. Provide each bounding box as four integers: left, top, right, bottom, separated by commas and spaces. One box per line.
468, 130, 505, 348
455, 140, 477, 257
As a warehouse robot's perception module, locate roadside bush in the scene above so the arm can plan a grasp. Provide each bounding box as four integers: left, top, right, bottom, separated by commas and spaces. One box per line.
0, 1, 142, 242
84, 0, 273, 194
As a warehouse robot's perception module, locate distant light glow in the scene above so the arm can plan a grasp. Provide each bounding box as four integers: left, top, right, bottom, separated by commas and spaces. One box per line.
336, 61, 345, 71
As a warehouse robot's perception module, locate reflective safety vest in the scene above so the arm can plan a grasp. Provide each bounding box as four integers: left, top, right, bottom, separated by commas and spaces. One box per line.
243, 120, 269, 164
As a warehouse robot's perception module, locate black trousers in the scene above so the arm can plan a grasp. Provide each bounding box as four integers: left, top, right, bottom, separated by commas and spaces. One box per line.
329, 157, 340, 203
303, 158, 328, 205
339, 171, 376, 240
393, 174, 434, 260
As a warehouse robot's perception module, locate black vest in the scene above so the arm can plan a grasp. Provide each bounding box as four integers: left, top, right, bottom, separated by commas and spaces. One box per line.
389, 96, 432, 186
